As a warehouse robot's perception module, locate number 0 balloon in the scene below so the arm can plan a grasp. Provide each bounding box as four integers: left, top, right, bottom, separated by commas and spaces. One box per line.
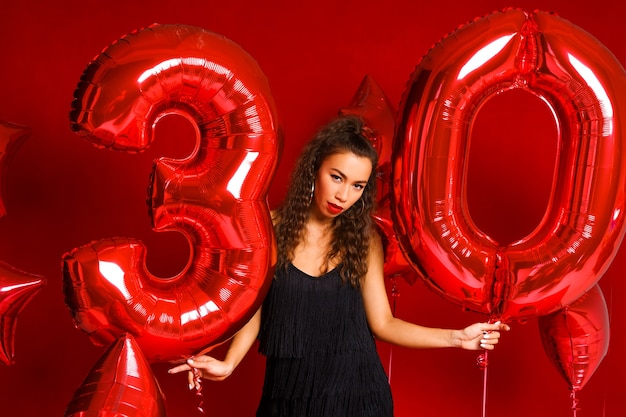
63, 24, 281, 362
392, 9, 626, 320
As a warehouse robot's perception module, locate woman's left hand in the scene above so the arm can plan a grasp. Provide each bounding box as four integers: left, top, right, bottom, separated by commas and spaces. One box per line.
458, 321, 511, 350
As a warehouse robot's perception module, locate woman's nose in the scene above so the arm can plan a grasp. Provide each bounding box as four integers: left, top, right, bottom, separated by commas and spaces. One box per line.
336, 186, 349, 201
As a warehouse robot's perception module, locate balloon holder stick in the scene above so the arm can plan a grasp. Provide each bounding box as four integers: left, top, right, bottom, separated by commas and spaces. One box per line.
477, 349, 489, 417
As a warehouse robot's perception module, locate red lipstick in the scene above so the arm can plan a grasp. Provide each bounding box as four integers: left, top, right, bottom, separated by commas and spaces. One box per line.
327, 202, 343, 215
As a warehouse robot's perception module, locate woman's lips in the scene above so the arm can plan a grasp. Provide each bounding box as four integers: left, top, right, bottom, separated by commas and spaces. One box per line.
327, 202, 343, 214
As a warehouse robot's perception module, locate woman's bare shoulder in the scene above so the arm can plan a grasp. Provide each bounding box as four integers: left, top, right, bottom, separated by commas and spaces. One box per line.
270, 209, 280, 226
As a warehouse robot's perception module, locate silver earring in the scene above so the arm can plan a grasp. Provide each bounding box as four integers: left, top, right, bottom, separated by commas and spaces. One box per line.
309, 183, 315, 204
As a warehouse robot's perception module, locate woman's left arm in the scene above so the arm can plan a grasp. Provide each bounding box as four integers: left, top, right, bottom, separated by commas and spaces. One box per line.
360, 232, 509, 350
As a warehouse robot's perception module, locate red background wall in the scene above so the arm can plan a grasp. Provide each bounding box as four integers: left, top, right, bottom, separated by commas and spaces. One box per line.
1, 1, 625, 416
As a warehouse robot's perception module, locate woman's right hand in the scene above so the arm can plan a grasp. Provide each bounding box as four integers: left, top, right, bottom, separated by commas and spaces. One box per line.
168, 355, 235, 389
168, 307, 262, 389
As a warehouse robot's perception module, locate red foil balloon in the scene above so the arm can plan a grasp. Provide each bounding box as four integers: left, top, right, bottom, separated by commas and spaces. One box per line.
0, 121, 30, 216
0, 121, 45, 365
0, 261, 45, 365
63, 24, 281, 362
538, 284, 609, 392
64, 333, 166, 417
339, 76, 417, 285
339, 75, 394, 173
392, 9, 626, 320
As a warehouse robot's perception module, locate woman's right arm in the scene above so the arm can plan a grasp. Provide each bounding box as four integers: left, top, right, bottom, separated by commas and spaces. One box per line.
168, 306, 261, 387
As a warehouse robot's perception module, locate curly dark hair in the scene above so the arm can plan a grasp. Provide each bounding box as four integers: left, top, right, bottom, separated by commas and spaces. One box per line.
273, 115, 379, 287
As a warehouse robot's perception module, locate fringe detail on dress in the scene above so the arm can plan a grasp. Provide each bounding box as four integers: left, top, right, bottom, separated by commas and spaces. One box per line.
257, 388, 393, 417
259, 263, 374, 358
256, 263, 394, 417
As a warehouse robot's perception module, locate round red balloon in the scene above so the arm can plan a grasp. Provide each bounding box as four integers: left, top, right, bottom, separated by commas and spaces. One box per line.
63, 24, 281, 362
392, 9, 626, 320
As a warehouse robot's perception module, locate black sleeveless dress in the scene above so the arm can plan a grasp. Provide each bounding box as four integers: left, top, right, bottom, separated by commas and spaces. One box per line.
257, 263, 394, 417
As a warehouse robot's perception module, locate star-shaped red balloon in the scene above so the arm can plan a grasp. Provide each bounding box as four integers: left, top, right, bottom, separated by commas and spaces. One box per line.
339, 75, 395, 167
0, 261, 45, 365
0, 120, 44, 366
339, 76, 418, 285
64, 333, 166, 417
0, 120, 31, 216
539, 284, 610, 393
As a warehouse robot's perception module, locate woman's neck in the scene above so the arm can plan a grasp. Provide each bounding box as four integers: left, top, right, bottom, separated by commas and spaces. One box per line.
291, 213, 336, 276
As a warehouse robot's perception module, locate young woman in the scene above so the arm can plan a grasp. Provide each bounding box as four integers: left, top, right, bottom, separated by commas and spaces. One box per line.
169, 115, 509, 417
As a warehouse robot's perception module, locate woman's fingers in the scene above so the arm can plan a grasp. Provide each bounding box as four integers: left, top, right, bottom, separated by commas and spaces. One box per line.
168, 363, 191, 374
170, 356, 232, 382
189, 369, 198, 390
486, 321, 511, 332
479, 331, 500, 349
168, 362, 204, 389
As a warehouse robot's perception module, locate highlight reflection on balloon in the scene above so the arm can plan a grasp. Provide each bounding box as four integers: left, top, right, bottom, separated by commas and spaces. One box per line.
392, 9, 626, 320
63, 24, 281, 362
0, 261, 45, 366
64, 333, 166, 417
339, 76, 417, 285
539, 284, 610, 393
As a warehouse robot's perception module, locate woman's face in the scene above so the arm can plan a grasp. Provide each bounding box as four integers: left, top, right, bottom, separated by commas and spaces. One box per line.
312, 151, 372, 218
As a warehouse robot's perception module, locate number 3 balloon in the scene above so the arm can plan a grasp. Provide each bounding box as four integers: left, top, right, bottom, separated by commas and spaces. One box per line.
392, 9, 626, 320
63, 24, 281, 362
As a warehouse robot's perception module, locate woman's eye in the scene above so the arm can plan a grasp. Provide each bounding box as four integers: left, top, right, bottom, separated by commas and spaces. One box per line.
331, 174, 341, 181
